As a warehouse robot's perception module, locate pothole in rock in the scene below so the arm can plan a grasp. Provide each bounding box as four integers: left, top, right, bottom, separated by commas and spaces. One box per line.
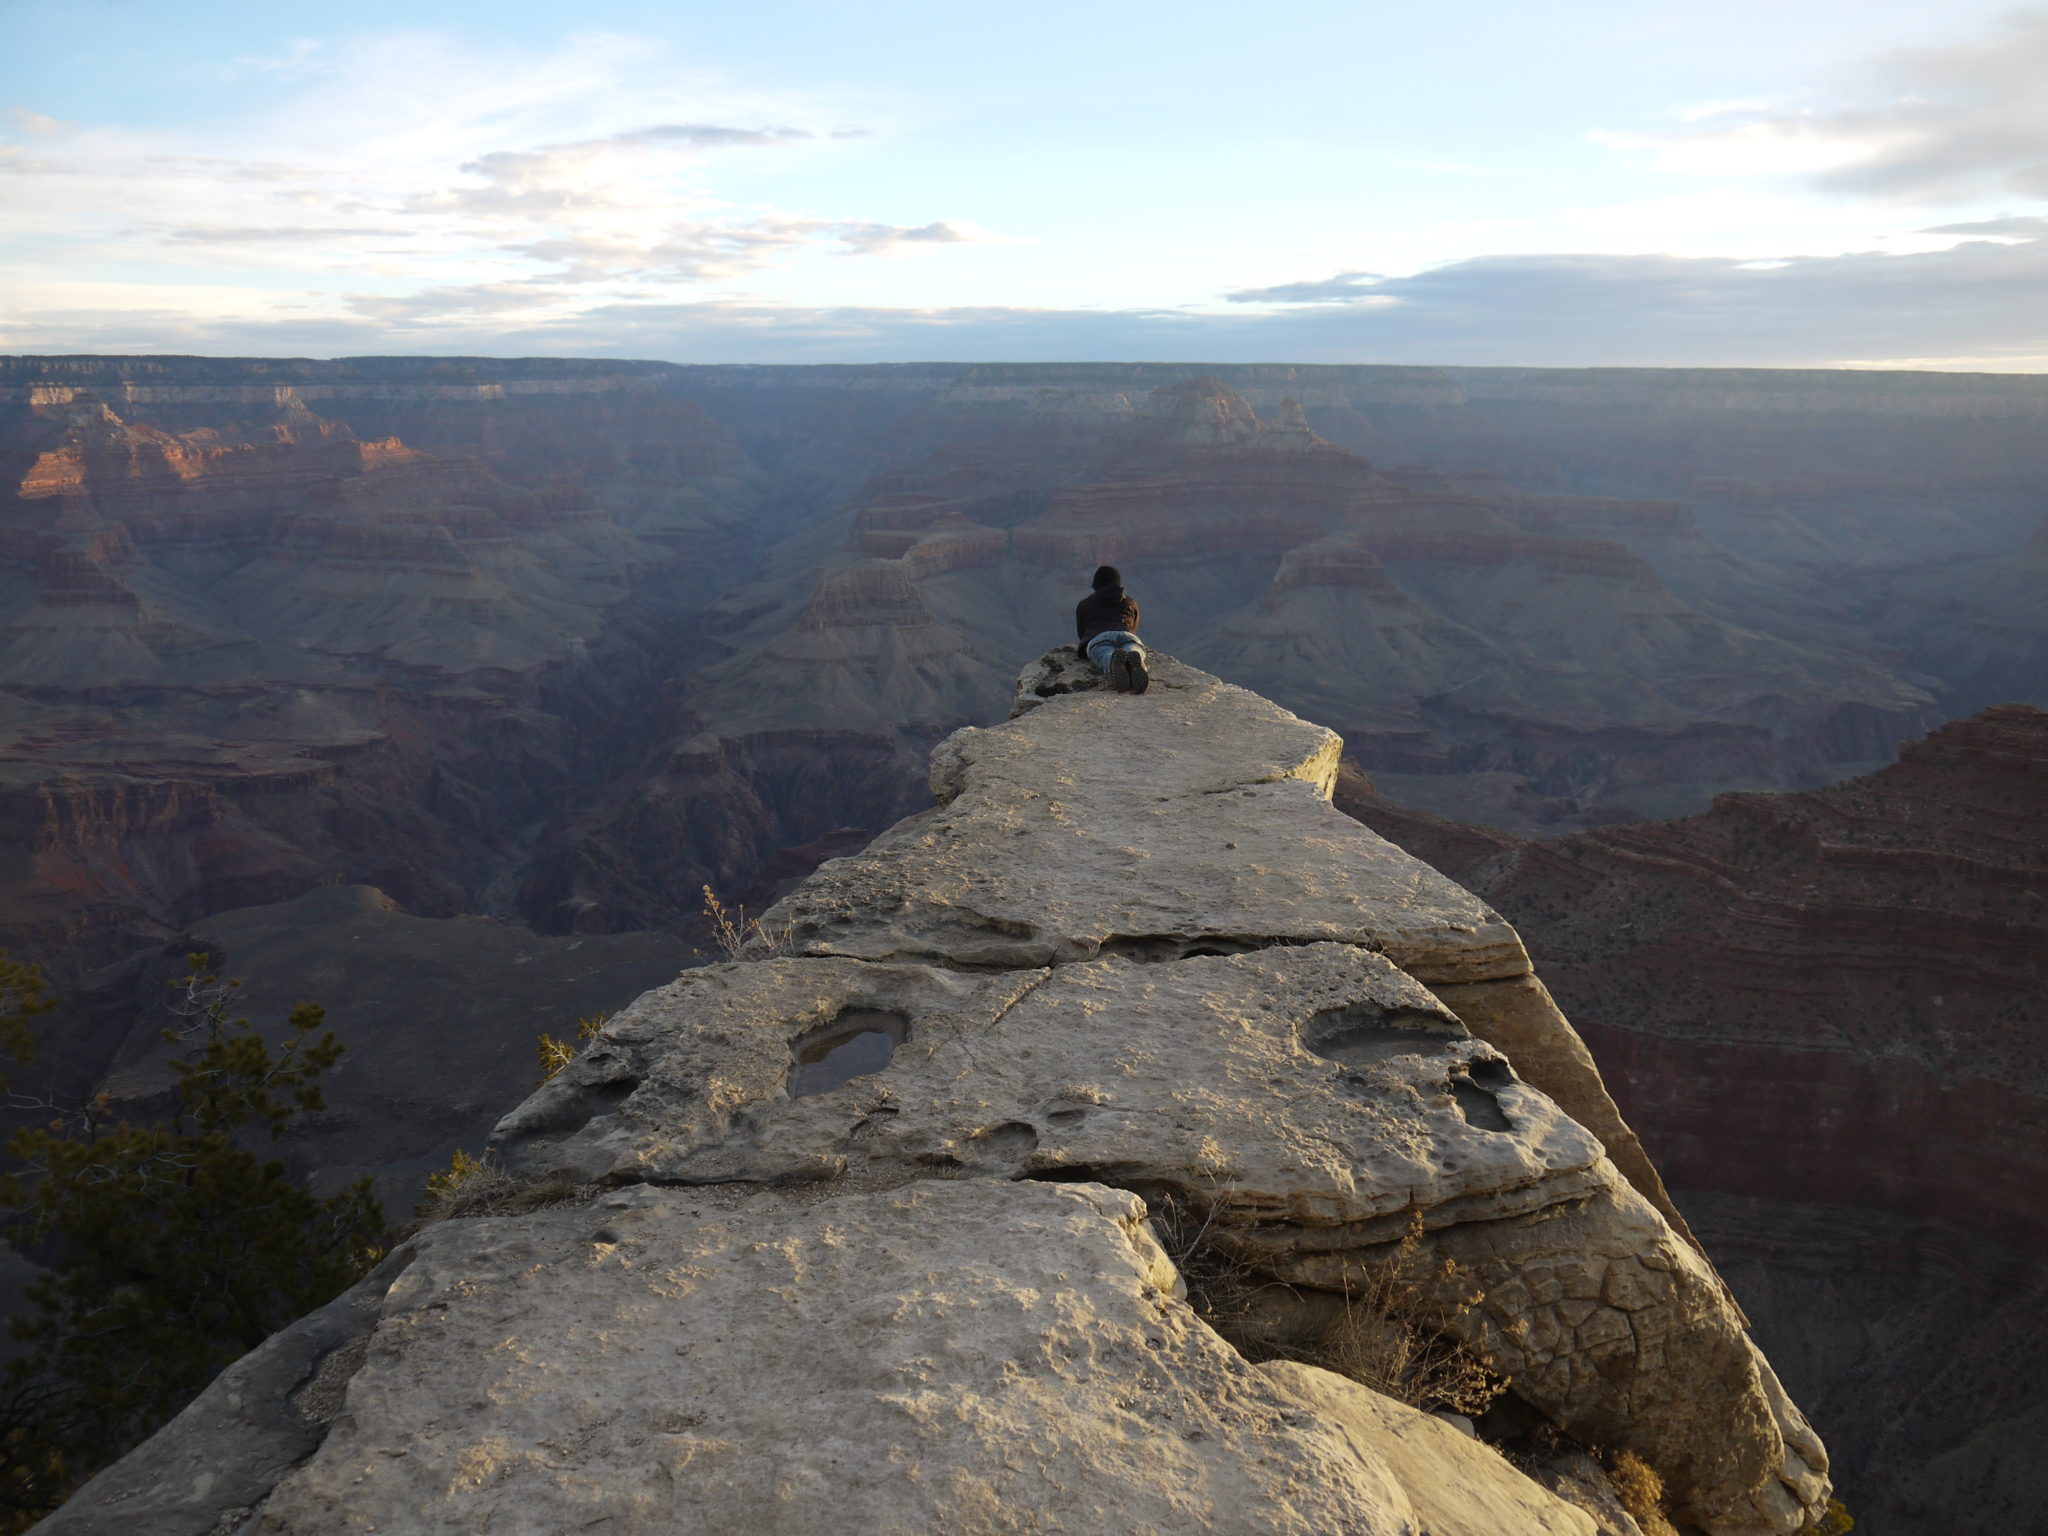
1450, 1077, 1513, 1132
969, 1121, 1040, 1164
1466, 1056, 1515, 1088
789, 1009, 910, 1099
1301, 1003, 1463, 1068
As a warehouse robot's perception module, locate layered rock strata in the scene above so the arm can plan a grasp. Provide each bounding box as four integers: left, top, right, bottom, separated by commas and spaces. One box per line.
0, 375, 761, 987
47, 651, 1831, 1534
1339, 705, 2048, 1533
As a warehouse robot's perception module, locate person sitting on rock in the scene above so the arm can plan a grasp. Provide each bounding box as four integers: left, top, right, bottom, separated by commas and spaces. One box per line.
1076, 564, 1149, 694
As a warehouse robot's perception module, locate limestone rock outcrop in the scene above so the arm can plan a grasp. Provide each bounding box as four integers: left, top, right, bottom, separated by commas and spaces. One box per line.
47, 650, 1829, 1535
51, 1182, 1603, 1536
767, 647, 1692, 1249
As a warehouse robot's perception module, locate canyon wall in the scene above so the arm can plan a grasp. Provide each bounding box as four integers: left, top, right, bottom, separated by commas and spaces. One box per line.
1337, 706, 2048, 1535
38, 653, 1831, 1536
7, 354, 2039, 988
0, 364, 758, 987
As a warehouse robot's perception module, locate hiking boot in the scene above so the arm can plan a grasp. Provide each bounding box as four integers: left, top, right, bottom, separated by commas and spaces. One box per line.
1107, 648, 1135, 692
1125, 650, 1149, 694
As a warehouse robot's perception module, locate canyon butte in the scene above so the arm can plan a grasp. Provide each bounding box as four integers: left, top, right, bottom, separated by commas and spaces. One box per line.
4, 354, 2045, 1533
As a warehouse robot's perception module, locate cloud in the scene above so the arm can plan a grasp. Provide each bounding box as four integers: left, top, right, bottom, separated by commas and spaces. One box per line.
1224, 270, 1385, 304
229, 39, 325, 78
343, 282, 567, 323
0, 32, 981, 334
422, 123, 818, 220
6, 109, 70, 138
376, 114, 982, 283
10, 18, 2045, 369
449, 122, 814, 204
161, 224, 417, 244
1919, 214, 2048, 238
607, 122, 812, 150
13, 235, 2048, 370
1608, 9, 2048, 204
1216, 240, 2048, 366
824, 220, 974, 254
495, 217, 981, 284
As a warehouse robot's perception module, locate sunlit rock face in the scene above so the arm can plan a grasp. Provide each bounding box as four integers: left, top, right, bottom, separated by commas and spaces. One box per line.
72, 1181, 1612, 1536
46, 651, 1827, 1536
1338, 704, 2048, 1536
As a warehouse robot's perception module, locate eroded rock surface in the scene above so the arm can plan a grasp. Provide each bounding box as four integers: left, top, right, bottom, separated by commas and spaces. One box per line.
43, 651, 1832, 1536
256, 1181, 1595, 1536
498, 941, 1819, 1533
774, 647, 1690, 1246
1341, 704, 2048, 1534
769, 648, 1519, 978
496, 945, 1606, 1224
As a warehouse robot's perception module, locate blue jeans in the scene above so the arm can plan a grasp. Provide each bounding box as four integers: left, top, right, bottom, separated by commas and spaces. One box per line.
1086, 631, 1144, 672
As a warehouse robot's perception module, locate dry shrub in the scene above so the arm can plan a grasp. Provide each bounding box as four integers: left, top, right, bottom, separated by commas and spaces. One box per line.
1605, 1449, 1680, 1536
701, 886, 795, 961
1151, 1198, 1506, 1417
413, 1149, 584, 1224
536, 1010, 609, 1084
1146, 1194, 1281, 1334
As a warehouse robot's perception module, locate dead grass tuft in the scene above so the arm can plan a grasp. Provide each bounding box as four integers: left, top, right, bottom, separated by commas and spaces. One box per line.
702, 886, 796, 960
1151, 1199, 1507, 1417
413, 1149, 588, 1225
1605, 1449, 1679, 1536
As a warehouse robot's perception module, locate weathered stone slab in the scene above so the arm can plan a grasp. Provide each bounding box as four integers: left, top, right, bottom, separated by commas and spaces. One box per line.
1433, 973, 1694, 1253
1259, 1360, 1603, 1536
766, 651, 1525, 982
249, 1180, 1598, 1536
37, 649, 1830, 1536
494, 946, 1606, 1225
490, 945, 1817, 1535
765, 650, 1694, 1245
1258, 1181, 1821, 1536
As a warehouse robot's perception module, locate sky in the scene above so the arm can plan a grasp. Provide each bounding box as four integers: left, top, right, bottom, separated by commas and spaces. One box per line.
3, 0, 2046, 368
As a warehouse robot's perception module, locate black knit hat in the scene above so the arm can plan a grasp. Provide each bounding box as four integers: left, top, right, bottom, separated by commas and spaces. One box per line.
1091, 564, 1121, 590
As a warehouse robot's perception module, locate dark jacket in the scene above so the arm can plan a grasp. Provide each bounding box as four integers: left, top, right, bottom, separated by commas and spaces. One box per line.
1076, 585, 1140, 645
